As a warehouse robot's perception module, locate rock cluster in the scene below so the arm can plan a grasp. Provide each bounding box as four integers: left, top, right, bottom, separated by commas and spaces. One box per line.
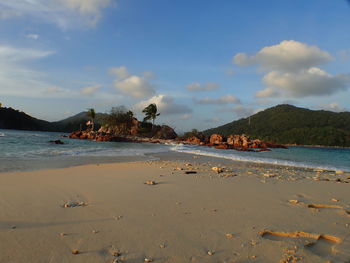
69, 129, 287, 152
183, 133, 287, 151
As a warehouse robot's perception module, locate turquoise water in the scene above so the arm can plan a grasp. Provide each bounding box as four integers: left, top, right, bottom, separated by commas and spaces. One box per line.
0, 129, 169, 172
1, 129, 350, 172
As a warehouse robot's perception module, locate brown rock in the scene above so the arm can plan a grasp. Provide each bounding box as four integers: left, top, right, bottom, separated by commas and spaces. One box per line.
209, 134, 224, 145
185, 136, 201, 145
153, 125, 177, 140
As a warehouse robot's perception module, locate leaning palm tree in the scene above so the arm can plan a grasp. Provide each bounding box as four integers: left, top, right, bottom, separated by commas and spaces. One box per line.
142, 103, 160, 129
87, 108, 96, 131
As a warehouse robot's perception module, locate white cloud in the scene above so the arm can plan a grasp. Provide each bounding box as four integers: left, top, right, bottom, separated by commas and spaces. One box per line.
319, 102, 347, 112
0, 0, 114, 28
109, 66, 130, 80
0, 44, 121, 101
26, 34, 39, 40
80, 85, 101, 96
260, 68, 350, 98
134, 94, 192, 115
233, 40, 332, 72
234, 40, 350, 99
111, 66, 156, 99
0, 45, 62, 98
0, 45, 54, 62
194, 95, 241, 105
186, 82, 220, 91
114, 75, 155, 99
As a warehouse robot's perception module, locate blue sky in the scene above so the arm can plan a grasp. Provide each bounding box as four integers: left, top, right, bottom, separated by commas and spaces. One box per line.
1, 0, 350, 132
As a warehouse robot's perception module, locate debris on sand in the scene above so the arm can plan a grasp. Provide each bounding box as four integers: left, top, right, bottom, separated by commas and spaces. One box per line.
184, 171, 197, 174
62, 201, 87, 208
221, 174, 237, 178
263, 173, 277, 178
225, 233, 235, 239
307, 204, 343, 209
71, 249, 80, 255
144, 258, 153, 262
207, 250, 214, 256
144, 181, 157, 185
212, 167, 223, 173
259, 230, 341, 243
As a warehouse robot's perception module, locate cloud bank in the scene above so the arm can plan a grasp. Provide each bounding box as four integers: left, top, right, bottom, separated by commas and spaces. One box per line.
233, 40, 350, 98
194, 95, 240, 105
111, 66, 156, 99
135, 94, 192, 115
0, 0, 114, 28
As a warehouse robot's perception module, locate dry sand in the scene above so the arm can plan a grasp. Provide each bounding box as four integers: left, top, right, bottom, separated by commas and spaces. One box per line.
0, 156, 349, 263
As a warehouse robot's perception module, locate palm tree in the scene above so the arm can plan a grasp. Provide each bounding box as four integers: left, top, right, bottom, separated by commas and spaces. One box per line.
142, 103, 160, 128
87, 108, 96, 131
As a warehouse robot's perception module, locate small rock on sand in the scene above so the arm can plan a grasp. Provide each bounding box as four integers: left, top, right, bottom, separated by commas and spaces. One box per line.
212, 167, 223, 173
225, 233, 234, 239
71, 249, 80, 255
144, 181, 157, 185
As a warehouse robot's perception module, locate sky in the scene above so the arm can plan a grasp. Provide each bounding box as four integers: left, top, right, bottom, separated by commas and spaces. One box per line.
0, 0, 350, 132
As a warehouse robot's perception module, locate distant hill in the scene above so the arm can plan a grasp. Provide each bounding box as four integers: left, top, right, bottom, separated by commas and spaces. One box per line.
52, 111, 108, 132
0, 107, 107, 133
203, 104, 350, 147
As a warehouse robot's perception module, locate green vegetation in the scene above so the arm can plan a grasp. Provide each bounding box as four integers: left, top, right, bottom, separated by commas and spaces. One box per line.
203, 104, 350, 147
86, 108, 96, 131
103, 106, 135, 135
142, 103, 160, 126
0, 107, 107, 132
182, 129, 206, 140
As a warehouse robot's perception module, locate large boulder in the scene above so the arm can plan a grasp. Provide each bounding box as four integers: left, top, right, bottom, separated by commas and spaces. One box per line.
241, 134, 250, 148
153, 125, 177, 140
209, 134, 224, 145
185, 136, 201, 145
227, 135, 242, 147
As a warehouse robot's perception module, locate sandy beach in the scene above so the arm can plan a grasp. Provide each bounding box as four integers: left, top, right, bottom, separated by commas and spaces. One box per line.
0, 155, 350, 263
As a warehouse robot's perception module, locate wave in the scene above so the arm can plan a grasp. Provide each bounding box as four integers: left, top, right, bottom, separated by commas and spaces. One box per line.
0, 133, 5, 137
170, 144, 344, 171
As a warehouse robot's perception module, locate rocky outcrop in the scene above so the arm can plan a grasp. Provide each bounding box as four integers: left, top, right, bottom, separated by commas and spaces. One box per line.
153, 125, 177, 140
69, 130, 133, 142
49, 140, 64, 145
209, 134, 224, 145
184, 136, 202, 145
69, 128, 287, 153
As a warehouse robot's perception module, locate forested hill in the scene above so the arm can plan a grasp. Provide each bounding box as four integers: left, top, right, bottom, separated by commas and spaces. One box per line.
203, 104, 350, 147
0, 107, 106, 132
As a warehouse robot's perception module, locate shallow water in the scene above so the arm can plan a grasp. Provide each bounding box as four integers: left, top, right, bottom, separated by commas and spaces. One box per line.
1, 129, 349, 172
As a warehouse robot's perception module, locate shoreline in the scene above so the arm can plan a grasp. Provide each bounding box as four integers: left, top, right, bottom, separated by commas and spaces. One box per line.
1, 148, 349, 174
0, 158, 349, 262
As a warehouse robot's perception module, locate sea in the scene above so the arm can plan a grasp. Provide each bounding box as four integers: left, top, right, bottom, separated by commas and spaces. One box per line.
1, 129, 350, 173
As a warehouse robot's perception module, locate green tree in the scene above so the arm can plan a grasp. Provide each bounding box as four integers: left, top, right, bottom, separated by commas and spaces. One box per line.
142, 103, 160, 128
87, 108, 96, 131
104, 106, 134, 135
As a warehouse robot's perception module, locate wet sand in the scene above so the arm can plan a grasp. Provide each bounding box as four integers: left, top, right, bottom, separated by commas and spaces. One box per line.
0, 155, 349, 263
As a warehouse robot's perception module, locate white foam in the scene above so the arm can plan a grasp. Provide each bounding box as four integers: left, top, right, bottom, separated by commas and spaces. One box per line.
170, 144, 343, 171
